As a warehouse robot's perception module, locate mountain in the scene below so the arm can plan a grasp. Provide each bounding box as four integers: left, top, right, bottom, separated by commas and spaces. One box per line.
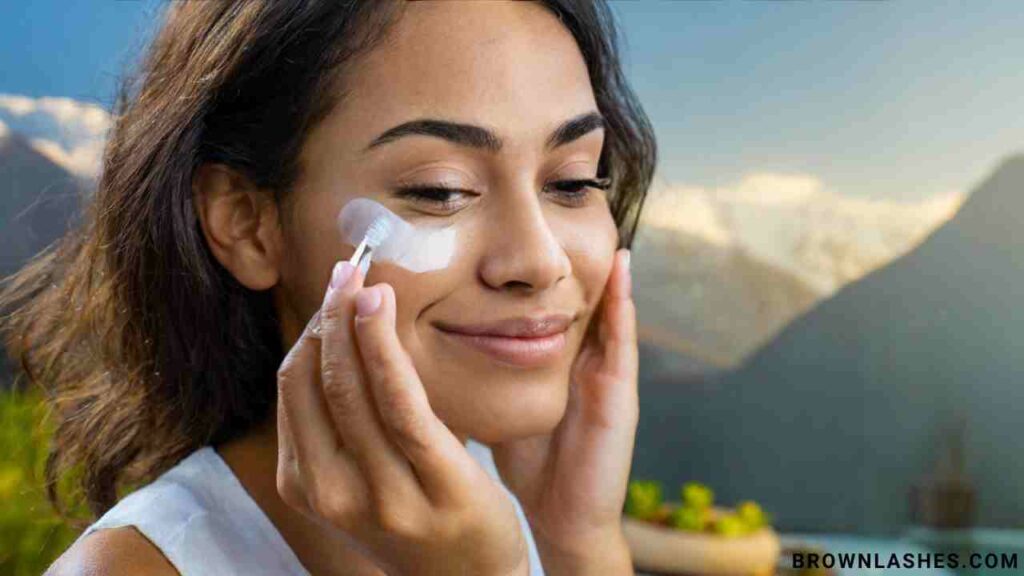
643, 175, 964, 295
632, 225, 820, 367
631, 153, 1024, 533
0, 125, 84, 277
0, 123, 86, 383
0, 93, 111, 180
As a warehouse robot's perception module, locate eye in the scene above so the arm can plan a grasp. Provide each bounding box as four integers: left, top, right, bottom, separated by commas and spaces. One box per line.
392, 183, 474, 213
393, 176, 612, 212
545, 177, 612, 207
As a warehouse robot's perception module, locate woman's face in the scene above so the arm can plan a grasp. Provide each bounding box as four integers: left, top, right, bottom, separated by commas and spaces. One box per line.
276, 2, 618, 444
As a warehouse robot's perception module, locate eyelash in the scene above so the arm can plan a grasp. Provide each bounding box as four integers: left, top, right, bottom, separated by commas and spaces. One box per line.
393, 177, 612, 211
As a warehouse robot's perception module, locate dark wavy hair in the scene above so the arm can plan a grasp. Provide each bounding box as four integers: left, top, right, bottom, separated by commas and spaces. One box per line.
0, 0, 656, 522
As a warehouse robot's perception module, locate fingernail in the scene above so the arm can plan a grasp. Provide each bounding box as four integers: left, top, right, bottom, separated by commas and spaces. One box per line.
355, 286, 382, 318
323, 261, 356, 306
622, 249, 631, 272
331, 261, 356, 290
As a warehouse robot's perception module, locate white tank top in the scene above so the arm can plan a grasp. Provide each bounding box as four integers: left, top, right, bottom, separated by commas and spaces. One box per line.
75, 439, 546, 576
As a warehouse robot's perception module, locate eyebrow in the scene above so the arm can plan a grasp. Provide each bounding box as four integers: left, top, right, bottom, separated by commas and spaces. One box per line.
362, 111, 605, 154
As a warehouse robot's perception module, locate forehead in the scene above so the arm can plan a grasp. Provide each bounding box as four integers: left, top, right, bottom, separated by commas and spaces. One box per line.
330, 2, 597, 149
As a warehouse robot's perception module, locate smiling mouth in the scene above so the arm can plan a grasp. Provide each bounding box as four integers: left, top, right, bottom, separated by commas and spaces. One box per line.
433, 313, 576, 368
436, 329, 570, 368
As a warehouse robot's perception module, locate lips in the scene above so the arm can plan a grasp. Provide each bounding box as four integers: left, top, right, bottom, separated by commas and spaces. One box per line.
434, 313, 575, 368
435, 314, 574, 338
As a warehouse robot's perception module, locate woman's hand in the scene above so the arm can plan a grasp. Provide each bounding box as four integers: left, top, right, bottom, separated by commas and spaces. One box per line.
276, 261, 529, 576
491, 248, 638, 573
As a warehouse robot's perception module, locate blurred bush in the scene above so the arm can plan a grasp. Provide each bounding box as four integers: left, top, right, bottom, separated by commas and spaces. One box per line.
0, 385, 85, 575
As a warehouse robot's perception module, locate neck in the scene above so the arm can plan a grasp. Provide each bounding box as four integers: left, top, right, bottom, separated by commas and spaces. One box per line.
215, 411, 471, 576
216, 413, 385, 576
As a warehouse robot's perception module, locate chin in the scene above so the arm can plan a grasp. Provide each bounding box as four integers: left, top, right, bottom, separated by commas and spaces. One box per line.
436, 368, 573, 445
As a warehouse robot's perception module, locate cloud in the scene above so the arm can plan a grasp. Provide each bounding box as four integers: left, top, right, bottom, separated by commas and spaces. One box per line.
640, 173, 966, 294
0, 93, 112, 179
725, 173, 823, 205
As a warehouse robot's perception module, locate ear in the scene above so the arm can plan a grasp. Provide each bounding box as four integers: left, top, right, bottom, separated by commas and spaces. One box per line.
193, 163, 282, 290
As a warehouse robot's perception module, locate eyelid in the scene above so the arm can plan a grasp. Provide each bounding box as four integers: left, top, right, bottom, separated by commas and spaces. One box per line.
395, 164, 480, 188
394, 177, 471, 191
391, 183, 474, 214
548, 154, 601, 176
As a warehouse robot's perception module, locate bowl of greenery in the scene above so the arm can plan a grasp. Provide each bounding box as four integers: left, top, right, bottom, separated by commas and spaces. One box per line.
622, 480, 780, 575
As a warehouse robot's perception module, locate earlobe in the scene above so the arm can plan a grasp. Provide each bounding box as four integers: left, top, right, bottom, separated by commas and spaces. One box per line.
193, 163, 282, 291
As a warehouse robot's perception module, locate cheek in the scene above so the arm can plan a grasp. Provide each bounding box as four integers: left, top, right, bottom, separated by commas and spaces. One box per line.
558, 208, 619, 307
378, 265, 448, 354
278, 198, 349, 316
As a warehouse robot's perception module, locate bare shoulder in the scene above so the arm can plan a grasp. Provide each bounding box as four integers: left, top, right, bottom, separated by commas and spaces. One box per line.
45, 526, 179, 576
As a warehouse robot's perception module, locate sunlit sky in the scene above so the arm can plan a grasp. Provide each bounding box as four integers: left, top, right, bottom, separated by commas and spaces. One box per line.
2, 0, 1021, 202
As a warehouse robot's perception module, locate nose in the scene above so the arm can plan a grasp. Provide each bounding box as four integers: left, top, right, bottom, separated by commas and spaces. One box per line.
478, 192, 571, 294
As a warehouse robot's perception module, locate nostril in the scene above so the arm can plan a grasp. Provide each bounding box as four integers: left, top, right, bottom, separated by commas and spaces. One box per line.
503, 280, 533, 291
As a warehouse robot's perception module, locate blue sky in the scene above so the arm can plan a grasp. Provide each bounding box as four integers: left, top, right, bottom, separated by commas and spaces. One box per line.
2, 0, 1021, 202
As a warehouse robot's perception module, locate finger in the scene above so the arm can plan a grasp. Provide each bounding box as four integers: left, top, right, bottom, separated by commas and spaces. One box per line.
352, 282, 483, 505
599, 248, 638, 383
569, 248, 639, 428
318, 262, 426, 509
277, 298, 338, 473
277, 300, 367, 516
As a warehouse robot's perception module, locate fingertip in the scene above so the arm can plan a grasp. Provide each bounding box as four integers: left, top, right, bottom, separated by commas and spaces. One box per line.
354, 285, 383, 319
605, 248, 631, 301
318, 261, 360, 326
376, 282, 395, 307
372, 283, 397, 323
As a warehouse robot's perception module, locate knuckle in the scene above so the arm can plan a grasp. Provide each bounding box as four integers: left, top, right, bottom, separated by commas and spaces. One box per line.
321, 360, 360, 403
276, 360, 299, 390
378, 388, 429, 452
308, 481, 354, 524
276, 467, 306, 511
318, 296, 346, 326
373, 497, 423, 539
321, 348, 356, 379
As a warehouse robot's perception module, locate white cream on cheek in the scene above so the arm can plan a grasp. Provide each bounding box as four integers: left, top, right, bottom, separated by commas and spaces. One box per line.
336, 197, 458, 273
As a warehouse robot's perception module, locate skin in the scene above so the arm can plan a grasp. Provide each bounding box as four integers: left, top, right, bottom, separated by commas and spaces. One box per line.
48, 3, 638, 575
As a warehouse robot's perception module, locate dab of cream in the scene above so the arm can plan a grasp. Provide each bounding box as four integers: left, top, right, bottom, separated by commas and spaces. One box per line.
337, 198, 457, 273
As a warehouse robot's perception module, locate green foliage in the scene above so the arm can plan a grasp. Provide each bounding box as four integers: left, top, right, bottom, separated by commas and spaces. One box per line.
736, 499, 770, 531
712, 512, 746, 537
0, 386, 86, 575
624, 479, 663, 520
627, 477, 773, 537
681, 481, 714, 510
668, 504, 707, 532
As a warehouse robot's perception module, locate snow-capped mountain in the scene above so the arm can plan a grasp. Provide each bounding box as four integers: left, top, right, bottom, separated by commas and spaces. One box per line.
631, 225, 820, 367
629, 172, 963, 366
633, 153, 1024, 532
0, 93, 111, 181
640, 173, 965, 295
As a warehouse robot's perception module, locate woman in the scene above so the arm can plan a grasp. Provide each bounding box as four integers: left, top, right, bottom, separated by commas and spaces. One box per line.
2, 1, 656, 574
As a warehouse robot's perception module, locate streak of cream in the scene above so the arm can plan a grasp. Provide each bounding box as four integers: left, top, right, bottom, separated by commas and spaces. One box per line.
337, 197, 458, 273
